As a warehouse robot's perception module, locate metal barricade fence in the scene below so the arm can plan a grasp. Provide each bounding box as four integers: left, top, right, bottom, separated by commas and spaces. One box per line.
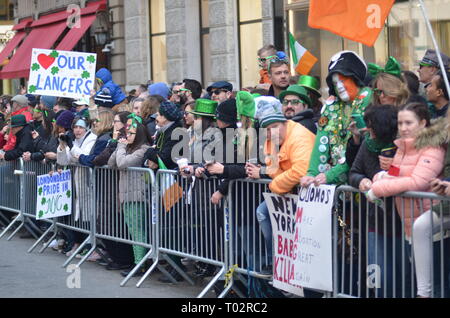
0, 159, 24, 240
334, 185, 450, 298
153, 170, 227, 298
93, 166, 157, 288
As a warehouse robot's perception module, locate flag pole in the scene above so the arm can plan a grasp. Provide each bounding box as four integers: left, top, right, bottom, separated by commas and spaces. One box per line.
417, 0, 450, 95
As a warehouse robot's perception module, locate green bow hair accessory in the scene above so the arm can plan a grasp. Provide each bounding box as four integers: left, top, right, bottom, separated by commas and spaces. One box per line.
127, 113, 143, 127
368, 56, 402, 78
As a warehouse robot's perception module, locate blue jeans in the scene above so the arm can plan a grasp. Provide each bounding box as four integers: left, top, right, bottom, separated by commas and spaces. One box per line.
256, 201, 272, 266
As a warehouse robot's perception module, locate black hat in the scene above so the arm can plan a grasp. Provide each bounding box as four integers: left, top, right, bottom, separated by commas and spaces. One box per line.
326, 51, 367, 96
10, 115, 28, 128
159, 101, 183, 122
207, 81, 233, 93
216, 99, 237, 125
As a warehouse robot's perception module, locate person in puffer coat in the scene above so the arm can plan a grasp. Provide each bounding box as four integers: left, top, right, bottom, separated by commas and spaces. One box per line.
367, 102, 447, 240
94, 68, 127, 111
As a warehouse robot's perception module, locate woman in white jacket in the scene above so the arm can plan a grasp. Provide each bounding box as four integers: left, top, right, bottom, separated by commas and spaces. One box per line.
57, 115, 97, 257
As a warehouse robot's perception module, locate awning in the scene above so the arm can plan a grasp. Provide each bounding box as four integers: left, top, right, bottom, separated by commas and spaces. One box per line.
12, 18, 32, 31
0, 31, 27, 66
0, 21, 67, 79
56, 14, 97, 51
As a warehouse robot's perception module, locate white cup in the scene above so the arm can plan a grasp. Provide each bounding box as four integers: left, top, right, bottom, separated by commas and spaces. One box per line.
177, 158, 189, 171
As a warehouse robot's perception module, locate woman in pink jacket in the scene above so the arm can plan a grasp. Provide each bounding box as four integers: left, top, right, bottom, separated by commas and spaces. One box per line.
367, 103, 446, 241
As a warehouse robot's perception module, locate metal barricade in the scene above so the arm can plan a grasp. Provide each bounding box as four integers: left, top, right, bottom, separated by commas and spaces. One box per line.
151, 169, 227, 298
93, 166, 157, 287
334, 185, 450, 298
0, 159, 24, 240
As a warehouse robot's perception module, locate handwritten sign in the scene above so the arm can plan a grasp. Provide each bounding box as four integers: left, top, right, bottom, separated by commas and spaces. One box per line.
292, 185, 335, 292
28, 49, 97, 100
263, 193, 304, 297
36, 170, 72, 220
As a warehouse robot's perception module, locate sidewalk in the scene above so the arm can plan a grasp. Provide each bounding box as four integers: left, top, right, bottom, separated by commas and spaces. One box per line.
0, 234, 211, 298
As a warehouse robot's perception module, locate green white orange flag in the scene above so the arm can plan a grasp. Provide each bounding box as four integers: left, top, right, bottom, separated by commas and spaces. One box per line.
308, 0, 395, 47
289, 32, 318, 75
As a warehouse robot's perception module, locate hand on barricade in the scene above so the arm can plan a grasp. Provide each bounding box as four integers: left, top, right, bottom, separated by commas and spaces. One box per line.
431, 178, 448, 196
359, 178, 372, 192
246, 163, 261, 179
195, 167, 206, 178
300, 176, 315, 188
45, 152, 57, 160
211, 191, 224, 205
207, 162, 224, 175
147, 160, 158, 170
379, 155, 393, 171
180, 165, 194, 177
22, 152, 32, 162
48, 169, 63, 177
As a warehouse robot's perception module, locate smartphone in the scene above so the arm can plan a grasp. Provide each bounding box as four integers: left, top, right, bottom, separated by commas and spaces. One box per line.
351, 114, 366, 129
380, 146, 397, 158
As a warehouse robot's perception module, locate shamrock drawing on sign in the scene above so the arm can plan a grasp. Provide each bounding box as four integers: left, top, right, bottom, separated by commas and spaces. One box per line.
29, 85, 37, 93
66, 190, 71, 198
63, 204, 69, 212
38, 187, 43, 196
87, 55, 96, 64
81, 71, 90, 79
41, 197, 46, 205
31, 63, 40, 71
51, 66, 59, 75
38, 210, 44, 218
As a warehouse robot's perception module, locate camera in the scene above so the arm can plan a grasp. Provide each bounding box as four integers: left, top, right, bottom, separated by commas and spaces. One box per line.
59, 133, 70, 143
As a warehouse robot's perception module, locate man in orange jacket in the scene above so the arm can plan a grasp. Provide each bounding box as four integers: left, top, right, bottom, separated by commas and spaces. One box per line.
246, 96, 315, 272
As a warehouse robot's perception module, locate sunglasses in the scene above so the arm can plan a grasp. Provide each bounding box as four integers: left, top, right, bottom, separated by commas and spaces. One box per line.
282, 99, 304, 106
178, 88, 191, 95
373, 88, 393, 97
211, 89, 229, 95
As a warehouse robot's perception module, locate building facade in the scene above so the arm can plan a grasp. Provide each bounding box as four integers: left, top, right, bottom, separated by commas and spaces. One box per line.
5, 0, 450, 95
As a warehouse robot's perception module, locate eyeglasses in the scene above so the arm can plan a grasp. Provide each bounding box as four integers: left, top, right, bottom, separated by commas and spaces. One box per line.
373, 88, 391, 97
211, 89, 229, 96
282, 99, 303, 106
127, 132, 136, 136
178, 88, 191, 95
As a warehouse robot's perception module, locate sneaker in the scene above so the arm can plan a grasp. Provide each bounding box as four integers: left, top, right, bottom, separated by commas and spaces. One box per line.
65, 244, 80, 257
47, 239, 58, 250
86, 251, 102, 262
75, 248, 89, 259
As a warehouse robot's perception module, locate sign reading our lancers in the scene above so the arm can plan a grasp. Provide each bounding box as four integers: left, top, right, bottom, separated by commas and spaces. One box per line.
28, 48, 97, 100
36, 170, 72, 220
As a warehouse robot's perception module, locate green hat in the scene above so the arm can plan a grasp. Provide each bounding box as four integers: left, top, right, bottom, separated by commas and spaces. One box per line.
279, 85, 312, 108
297, 75, 321, 97
10, 114, 27, 128
189, 99, 218, 117
236, 91, 257, 120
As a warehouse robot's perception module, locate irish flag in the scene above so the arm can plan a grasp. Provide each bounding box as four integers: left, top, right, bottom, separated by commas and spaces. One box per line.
289, 33, 318, 75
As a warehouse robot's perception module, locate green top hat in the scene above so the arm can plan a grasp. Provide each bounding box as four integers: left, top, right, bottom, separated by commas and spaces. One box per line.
297, 75, 321, 97
279, 85, 312, 108
10, 114, 27, 128
236, 91, 260, 120
189, 99, 218, 117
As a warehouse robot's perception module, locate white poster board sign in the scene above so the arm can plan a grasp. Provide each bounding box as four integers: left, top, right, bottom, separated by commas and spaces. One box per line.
292, 185, 335, 292
28, 48, 97, 100
264, 193, 304, 297
36, 170, 72, 220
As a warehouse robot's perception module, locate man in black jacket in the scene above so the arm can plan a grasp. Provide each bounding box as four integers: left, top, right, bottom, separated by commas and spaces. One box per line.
279, 84, 317, 134
0, 115, 34, 161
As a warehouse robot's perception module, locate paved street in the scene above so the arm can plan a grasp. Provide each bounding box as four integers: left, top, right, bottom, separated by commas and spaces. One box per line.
0, 232, 211, 298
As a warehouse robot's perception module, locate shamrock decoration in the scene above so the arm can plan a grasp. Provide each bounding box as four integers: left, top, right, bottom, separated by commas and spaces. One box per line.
81, 71, 90, 79
38, 211, 44, 218
50, 50, 59, 58
87, 55, 96, 64
31, 63, 40, 71
41, 198, 46, 205
63, 204, 69, 212
38, 187, 43, 196
29, 85, 37, 93
66, 190, 71, 198
51, 66, 59, 75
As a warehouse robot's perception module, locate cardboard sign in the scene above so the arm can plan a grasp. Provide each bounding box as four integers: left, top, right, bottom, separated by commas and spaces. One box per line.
292, 185, 335, 292
36, 170, 72, 220
263, 193, 304, 297
28, 49, 97, 100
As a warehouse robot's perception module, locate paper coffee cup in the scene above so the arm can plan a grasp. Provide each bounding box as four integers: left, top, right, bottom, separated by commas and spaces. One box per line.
177, 158, 189, 170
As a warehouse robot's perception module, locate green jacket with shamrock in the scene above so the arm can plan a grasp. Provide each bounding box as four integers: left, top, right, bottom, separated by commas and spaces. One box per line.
306, 87, 373, 185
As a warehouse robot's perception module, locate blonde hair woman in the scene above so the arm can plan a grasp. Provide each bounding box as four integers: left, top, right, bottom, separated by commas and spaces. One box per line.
369, 56, 410, 106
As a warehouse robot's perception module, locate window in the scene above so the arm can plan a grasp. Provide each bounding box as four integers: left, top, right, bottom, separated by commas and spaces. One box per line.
0, 0, 13, 22
238, 0, 263, 89
149, 0, 167, 83
200, 0, 211, 86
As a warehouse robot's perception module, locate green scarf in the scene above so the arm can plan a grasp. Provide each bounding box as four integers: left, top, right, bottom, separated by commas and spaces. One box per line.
365, 134, 395, 154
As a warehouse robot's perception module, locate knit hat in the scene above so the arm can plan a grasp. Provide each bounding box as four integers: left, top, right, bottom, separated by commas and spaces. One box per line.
149, 82, 170, 100
207, 81, 233, 93
298, 75, 321, 97
255, 96, 286, 128
56, 110, 75, 130
94, 90, 114, 108
41, 95, 57, 109
73, 118, 89, 130
159, 101, 183, 122
326, 51, 367, 96
11, 95, 28, 108
10, 115, 28, 128
279, 85, 312, 108
189, 99, 218, 118
216, 99, 237, 124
